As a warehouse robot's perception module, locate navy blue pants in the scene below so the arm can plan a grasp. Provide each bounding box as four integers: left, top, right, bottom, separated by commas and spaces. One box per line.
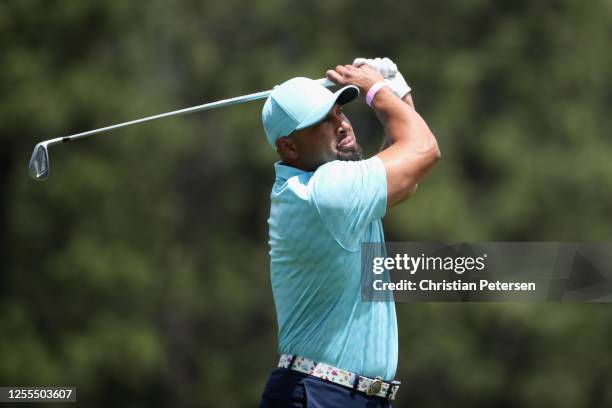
259, 368, 393, 408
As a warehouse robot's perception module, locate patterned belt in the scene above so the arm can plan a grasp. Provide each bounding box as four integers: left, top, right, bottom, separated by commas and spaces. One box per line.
278, 354, 401, 401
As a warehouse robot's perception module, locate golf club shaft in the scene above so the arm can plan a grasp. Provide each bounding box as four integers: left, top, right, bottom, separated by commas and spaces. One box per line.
45, 78, 335, 147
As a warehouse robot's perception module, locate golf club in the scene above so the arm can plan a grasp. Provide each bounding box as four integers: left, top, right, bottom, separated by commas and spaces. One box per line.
28, 78, 336, 181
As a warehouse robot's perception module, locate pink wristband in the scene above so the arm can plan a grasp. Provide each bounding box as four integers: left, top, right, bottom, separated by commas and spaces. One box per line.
366, 80, 387, 107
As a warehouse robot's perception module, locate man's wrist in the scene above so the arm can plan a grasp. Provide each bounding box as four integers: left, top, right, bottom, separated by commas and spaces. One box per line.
370, 85, 396, 108
366, 81, 389, 107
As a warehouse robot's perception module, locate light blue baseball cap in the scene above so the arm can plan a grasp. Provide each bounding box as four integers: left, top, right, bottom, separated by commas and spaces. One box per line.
262, 77, 359, 148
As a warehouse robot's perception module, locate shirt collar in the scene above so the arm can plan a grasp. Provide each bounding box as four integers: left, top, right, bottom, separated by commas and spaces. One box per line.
274, 161, 308, 181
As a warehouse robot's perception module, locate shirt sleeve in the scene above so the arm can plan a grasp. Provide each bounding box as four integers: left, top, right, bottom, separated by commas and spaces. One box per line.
308, 156, 388, 251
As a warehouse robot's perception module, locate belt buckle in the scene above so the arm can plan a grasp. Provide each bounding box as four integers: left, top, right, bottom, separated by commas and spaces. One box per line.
366, 376, 383, 396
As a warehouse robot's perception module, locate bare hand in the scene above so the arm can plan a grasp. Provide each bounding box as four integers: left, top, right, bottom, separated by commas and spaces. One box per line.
326, 64, 384, 94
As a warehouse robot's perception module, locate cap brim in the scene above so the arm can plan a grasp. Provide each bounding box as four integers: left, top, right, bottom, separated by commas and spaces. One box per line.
335, 85, 360, 105
294, 85, 359, 132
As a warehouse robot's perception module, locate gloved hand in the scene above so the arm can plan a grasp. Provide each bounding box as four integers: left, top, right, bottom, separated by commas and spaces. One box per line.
353, 57, 411, 99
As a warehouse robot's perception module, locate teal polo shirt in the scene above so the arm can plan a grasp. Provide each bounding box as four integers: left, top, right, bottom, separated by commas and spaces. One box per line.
268, 156, 398, 380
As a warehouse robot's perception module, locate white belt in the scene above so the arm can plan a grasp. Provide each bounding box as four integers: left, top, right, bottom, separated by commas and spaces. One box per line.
278, 354, 400, 401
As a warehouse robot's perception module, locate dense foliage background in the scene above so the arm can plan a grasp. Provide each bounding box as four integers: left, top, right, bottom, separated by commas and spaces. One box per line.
2, 0, 611, 406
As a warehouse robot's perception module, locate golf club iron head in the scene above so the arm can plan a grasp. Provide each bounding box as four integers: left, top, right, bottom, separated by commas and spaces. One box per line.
28, 143, 49, 180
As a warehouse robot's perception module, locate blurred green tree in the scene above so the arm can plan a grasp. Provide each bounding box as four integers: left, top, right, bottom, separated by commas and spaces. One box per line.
1, 0, 611, 406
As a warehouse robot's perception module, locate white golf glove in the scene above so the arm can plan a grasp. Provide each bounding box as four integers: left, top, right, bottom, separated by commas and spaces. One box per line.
353, 57, 411, 99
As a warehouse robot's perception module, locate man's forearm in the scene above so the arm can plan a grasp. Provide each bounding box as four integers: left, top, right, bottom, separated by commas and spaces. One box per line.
375, 89, 430, 152
379, 92, 415, 151
373, 85, 440, 207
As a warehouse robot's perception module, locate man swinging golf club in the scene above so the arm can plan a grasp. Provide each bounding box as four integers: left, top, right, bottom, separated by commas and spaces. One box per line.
259, 57, 440, 407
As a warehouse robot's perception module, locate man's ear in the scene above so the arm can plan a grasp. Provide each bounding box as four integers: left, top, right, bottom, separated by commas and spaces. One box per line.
276, 136, 298, 160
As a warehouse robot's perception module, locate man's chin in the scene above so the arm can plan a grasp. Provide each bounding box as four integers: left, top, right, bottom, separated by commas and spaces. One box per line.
336, 145, 363, 162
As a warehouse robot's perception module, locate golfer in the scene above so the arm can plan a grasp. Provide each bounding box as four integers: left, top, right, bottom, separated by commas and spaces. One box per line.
259, 57, 440, 407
